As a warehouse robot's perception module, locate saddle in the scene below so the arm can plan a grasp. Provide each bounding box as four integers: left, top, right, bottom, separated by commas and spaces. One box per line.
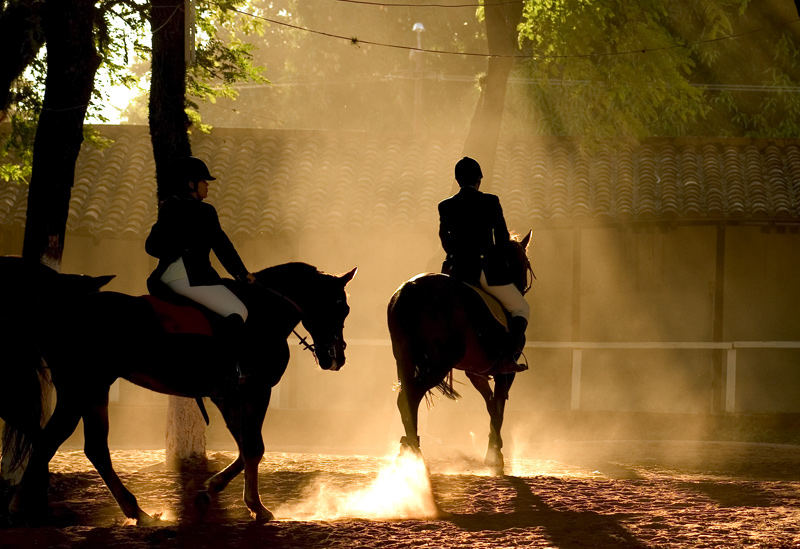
141, 295, 214, 336
142, 276, 237, 337
462, 282, 509, 331
456, 278, 527, 376
140, 288, 239, 426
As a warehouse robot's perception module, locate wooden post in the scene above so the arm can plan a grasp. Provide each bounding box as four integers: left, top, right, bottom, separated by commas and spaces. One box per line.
570, 227, 583, 411
725, 348, 737, 413
571, 349, 582, 411
571, 227, 582, 341
711, 224, 727, 413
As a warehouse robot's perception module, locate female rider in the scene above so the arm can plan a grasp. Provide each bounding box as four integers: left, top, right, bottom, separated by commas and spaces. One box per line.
145, 156, 255, 378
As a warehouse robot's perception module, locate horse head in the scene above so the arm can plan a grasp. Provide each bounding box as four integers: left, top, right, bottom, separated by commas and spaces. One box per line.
299, 266, 356, 371
509, 230, 534, 295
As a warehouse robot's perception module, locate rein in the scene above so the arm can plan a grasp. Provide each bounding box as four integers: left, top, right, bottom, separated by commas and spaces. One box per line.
251, 280, 318, 361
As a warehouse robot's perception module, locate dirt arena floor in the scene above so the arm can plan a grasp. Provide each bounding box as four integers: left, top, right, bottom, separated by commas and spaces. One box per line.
1, 440, 799, 548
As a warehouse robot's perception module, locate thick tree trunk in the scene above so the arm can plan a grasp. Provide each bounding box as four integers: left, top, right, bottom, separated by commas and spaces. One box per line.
463, 2, 523, 189
21, 0, 100, 267
3, 0, 96, 479
0, 0, 45, 114
149, 0, 191, 202
149, 0, 205, 467
165, 397, 207, 469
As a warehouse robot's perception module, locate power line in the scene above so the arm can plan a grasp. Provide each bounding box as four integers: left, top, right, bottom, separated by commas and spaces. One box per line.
232, 7, 800, 59
334, 0, 522, 7
220, 73, 800, 93
150, 4, 182, 34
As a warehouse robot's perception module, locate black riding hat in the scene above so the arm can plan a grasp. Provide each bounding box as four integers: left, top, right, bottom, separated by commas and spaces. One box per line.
181, 156, 216, 183
455, 156, 482, 187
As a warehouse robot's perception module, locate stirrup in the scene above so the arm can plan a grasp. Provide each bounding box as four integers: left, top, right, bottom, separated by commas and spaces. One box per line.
495, 361, 529, 374
495, 351, 529, 374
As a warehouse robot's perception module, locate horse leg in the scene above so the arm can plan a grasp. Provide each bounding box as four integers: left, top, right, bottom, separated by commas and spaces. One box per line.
467, 372, 515, 475
396, 382, 425, 454
9, 393, 82, 521
213, 390, 273, 521
241, 390, 272, 522
208, 454, 244, 495
81, 393, 155, 525
241, 440, 270, 522
194, 398, 245, 517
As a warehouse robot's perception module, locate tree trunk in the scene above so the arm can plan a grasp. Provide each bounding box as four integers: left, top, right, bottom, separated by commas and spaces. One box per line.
165, 397, 207, 469
0, 0, 46, 114
149, 0, 191, 202
462, 2, 523, 190
4, 0, 98, 482
21, 0, 100, 268
149, 0, 205, 467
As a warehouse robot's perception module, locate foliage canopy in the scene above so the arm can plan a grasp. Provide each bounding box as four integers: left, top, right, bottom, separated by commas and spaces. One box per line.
0, 0, 265, 183
3, 0, 800, 185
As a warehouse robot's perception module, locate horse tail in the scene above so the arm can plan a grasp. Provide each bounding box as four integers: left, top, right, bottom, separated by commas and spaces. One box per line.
1, 355, 48, 472
388, 278, 461, 401
432, 370, 459, 401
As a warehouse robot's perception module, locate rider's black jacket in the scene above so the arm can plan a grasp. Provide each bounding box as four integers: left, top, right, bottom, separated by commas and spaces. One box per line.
438, 186, 513, 286
145, 195, 248, 291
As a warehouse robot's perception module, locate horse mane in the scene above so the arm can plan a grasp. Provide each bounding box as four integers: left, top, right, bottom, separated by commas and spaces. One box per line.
256, 262, 326, 283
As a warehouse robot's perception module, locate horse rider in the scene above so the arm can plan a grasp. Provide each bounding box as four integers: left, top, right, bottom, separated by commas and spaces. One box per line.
438, 156, 529, 373
145, 155, 256, 380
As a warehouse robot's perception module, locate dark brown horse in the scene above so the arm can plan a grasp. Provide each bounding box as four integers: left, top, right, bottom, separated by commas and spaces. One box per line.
5, 261, 356, 524
0, 257, 113, 473
387, 232, 532, 474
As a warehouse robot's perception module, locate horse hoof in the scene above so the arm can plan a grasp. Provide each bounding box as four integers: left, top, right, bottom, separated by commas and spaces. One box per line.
250, 506, 274, 523
399, 436, 421, 456
8, 497, 52, 527
484, 449, 505, 476
136, 511, 160, 526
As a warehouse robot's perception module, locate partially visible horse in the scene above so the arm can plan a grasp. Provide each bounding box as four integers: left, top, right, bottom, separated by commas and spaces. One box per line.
5, 261, 356, 523
387, 232, 532, 474
0, 257, 113, 472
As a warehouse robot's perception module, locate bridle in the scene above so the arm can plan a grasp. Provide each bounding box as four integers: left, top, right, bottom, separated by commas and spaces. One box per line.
252, 280, 319, 361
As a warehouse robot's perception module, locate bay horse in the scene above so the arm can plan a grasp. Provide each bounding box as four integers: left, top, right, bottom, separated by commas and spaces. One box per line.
0, 257, 113, 473
387, 232, 532, 474
5, 261, 356, 524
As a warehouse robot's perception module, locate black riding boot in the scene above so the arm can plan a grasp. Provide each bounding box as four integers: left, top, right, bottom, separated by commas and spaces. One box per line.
510, 316, 528, 360
496, 316, 528, 374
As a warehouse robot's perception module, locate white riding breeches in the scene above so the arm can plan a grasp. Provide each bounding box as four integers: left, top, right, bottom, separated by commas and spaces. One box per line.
479, 271, 530, 321
163, 275, 249, 321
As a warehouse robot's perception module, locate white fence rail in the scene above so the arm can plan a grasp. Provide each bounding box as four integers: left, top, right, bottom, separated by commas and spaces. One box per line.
349, 339, 800, 414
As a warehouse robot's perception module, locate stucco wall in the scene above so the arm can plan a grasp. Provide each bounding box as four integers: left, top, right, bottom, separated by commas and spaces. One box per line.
2, 224, 798, 414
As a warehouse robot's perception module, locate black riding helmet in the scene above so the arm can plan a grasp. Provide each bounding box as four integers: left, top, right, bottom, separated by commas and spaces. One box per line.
455, 156, 482, 187
180, 156, 216, 183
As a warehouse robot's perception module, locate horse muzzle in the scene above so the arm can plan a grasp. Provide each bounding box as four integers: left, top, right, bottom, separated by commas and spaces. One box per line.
316, 338, 346, 371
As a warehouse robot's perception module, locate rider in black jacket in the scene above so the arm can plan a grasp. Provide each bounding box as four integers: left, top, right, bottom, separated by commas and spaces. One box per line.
146, 156, 255, 380
438, 156, 529, 372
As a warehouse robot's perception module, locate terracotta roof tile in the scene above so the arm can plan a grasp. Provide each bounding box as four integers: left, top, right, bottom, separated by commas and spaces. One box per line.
2, 128, 800, 239
637, 145, 659, 218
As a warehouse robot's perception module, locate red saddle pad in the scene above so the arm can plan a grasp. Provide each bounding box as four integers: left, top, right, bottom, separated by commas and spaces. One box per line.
142, 295, 213, 336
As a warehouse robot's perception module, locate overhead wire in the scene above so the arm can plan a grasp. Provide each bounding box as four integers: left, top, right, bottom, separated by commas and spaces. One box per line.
231, 7, 800, 60
334, 0, 522, 7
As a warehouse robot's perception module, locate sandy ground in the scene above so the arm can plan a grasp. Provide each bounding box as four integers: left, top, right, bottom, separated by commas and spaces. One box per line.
1, 440, 799, 548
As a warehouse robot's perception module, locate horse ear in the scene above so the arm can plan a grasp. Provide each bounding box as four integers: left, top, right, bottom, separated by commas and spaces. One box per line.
521, 230, 533, 250
339, 267, 357, 285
